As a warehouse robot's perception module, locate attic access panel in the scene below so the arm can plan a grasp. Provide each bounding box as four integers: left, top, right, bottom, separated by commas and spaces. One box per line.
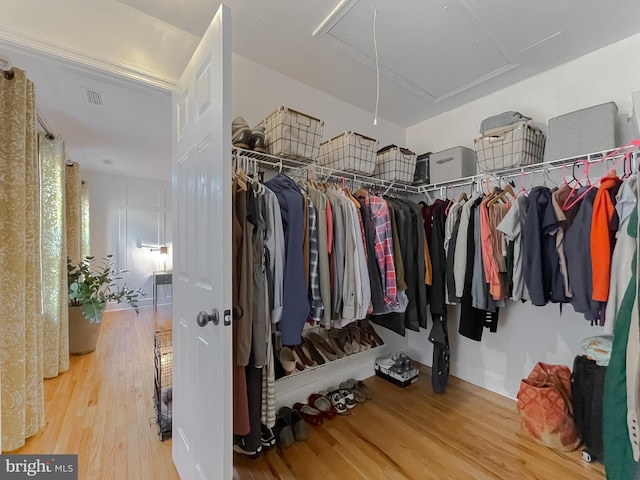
320, 0, 517, 102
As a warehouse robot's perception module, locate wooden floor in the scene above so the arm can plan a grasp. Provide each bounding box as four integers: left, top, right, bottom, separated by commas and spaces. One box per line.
12, 308, 605, 480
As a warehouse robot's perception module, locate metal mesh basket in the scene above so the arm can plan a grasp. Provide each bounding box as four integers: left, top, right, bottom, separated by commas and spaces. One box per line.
154, 329, 173, 441
317, 131, 379, 175
474, 122, 546, 173
259, 106, 324, 162
374, 145, 417, 184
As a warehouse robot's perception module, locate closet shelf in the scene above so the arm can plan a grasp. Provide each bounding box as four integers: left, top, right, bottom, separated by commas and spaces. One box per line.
275, 343, 384, 384
416, 147, 640, 194
232, 147, 421, 195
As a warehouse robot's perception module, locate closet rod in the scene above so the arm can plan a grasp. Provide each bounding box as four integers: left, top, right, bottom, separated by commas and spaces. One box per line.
232, 147, 421, 195
417, 147, 640, 194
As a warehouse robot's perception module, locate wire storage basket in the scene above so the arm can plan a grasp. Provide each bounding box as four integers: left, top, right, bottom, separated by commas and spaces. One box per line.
259, 106, 324, 163
154, 329, 173, 441
474, 121, 546, 173
317, 131, 379, 176
374, 145, 417, 184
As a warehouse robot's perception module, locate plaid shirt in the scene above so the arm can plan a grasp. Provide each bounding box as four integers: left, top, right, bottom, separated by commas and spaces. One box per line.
366, 193, 397, 306
307, 198, 324, 322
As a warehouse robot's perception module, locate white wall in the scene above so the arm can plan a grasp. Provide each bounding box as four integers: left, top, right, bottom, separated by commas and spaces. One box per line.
232, 54, 407, 151
403, 33, 640, 399
406, 32, 640, 156
83, 171, 172, 310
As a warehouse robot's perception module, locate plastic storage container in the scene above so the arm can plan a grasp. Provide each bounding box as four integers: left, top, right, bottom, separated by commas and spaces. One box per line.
317, 131, 378, 176
474, 122, 545, 172
412, 153, 431, 185
547, 102, 618, 160
429, 146, 477, 183
259, 106, 324, 162
374, 145, 417, 184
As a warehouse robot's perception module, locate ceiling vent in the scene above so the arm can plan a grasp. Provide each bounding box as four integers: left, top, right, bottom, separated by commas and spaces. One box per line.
82, 87, 106, 107
102, 158, 113, 166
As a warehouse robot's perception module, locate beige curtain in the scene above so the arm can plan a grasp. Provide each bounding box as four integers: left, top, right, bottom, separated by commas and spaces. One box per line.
81, 180, 91, 258
65, 162, 82, 265
40, 134, 70, 379
0, 68, 45, 452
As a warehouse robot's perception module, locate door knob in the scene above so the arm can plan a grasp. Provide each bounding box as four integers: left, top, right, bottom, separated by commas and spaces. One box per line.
196, 308, 219, 327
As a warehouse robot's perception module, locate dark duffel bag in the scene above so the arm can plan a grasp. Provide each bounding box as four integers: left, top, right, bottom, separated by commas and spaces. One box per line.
571, 355, 606, 462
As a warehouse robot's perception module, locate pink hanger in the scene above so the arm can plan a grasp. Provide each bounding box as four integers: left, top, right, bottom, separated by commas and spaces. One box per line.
561, 140, 640, 211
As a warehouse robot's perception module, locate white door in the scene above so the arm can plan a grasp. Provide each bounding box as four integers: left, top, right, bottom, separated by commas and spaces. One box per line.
171, 4, 232, 479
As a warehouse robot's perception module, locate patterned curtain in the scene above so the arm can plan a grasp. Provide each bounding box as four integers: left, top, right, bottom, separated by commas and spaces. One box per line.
40, 134, 70, 379
81, 179, 91, 258
0, 68, 45, 452
65, 162, 82, 265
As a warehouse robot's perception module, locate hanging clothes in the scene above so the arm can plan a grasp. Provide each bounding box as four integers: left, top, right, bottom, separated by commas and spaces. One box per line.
236, 181, 254, 365
248, 184, 267, 367
327, 188, 346, 319
603, 208, 638, 480
459, 196, 499, 341
497, 194, 529, 302
522, 186, 567, 306
262, 187, 285, 325
306, 197, 324, 323
591, 175, 623, 302
306, 187, 331, 327
605, 174, 638, 334
264, 173, 310, 345
232, 177, 250, 437
564, 189, 600, 323
454, 192, 481, 299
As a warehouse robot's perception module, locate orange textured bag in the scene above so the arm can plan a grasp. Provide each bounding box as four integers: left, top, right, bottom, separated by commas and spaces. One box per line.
516, 362, 580, 451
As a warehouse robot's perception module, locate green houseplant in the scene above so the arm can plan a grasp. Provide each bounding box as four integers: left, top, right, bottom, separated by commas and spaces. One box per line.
67, 254, 145, 354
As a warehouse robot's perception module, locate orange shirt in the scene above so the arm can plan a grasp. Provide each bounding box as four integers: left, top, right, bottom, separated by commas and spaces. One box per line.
590, 175, 622, 302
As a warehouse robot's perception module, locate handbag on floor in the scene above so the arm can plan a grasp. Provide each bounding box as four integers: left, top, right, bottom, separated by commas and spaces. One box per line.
516, 362, 580, 451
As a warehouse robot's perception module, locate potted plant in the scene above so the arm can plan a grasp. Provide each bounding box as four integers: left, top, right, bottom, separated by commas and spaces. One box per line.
67, 254, 145, 354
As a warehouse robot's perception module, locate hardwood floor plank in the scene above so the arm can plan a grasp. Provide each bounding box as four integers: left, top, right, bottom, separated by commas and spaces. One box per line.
10, 306, 606, 480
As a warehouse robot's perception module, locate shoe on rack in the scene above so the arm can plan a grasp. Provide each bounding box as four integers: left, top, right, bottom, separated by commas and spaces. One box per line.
337, 328, 354, 356
327, 329, 347, 359
302, 337, 326, 366
306, 331, 338, 362
232, 116, 252, 149
249, 125, 267, 153
361, 319, 384, 347
292, 344, 315, 368
233, 435, 263, 459
279, 346, 299, 375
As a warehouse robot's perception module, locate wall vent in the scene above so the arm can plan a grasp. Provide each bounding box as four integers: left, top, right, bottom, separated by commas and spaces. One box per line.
82, 87, 106, 107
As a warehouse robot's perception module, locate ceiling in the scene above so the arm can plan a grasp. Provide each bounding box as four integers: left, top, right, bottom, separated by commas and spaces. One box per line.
1, 0, 639, 181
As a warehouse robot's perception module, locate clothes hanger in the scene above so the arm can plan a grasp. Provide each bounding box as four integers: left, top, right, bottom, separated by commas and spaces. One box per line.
516, 169, 528, 197
562, 140, 640, 211
487, 178, 515, 207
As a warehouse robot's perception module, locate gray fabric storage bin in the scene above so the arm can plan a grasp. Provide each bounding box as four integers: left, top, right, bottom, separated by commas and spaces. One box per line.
429, 146, 477, 184
548, 102, 618, 160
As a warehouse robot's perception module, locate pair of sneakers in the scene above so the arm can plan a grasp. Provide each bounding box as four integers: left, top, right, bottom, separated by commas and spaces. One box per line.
232, 116, 267, 153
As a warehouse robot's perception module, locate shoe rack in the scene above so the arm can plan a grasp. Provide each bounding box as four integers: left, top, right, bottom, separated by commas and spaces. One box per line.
274, 324, 406, 410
